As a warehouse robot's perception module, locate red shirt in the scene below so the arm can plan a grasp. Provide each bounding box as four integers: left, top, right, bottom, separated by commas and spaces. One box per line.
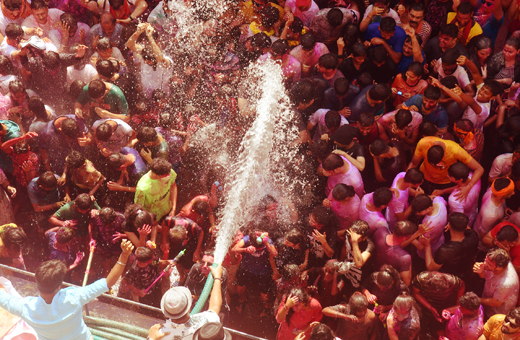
490, 222, 520, 267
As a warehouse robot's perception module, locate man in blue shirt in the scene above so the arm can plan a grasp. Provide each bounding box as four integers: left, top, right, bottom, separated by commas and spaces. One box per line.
0, 239, 134, 340
364, 17, 406, 64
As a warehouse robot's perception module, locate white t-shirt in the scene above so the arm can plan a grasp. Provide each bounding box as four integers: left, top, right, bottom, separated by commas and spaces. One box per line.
138, 55, 173, 98
308, 108, 348, 141
417, 196, 447, 259
379, 110, 423, 141
328, 191, 360, 231
22, 9, 64, 50
0, 11, 24, 36
91, 46, 125, 63
489, 153, 513, 179
385, 172, 409, 231
436, 62, 471, 89
66, 64, 98, 87
286, 0, 320, 27
0, 74, 17, 95
92, 118, 134, 153
359, 192, 389, 237
363, 5, 401, 25
326, 156, 364, 198
448, 173, 480, 227
161, 311, 220, 340
462, 83, 490, 131
0, 40, 22, 69
483, 263, 519, 319
290, 43, 329, 77
474, 188, 505, 243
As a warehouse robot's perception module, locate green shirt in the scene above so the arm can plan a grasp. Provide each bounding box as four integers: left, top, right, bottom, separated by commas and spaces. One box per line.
135, 169, 176, 220
77, 84, 129, 125
54, 201, 101, 237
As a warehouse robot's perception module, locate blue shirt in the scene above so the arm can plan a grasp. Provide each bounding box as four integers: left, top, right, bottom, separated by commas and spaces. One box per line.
404, 94, 449, 129
27, 175, 61, 207
397, 51, 426, 74
364, 23, 406, 53
0, 278, 109, 340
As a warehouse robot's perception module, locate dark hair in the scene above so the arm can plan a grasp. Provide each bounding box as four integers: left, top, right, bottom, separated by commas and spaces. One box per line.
322, 153, 343, 171
332, 183, 355, 201
357, 73, 373, 88
137, 126, 158, 143
289, 17, 304, 34
404, 34, 422, 47
379, 17, 396, 33
285, 287, 311, 324
75, 193, 92, 211
358, 113, 375, 127
440, 76, 459, 89
376, 264, 401, 287
88, 80, 107, 99
505, 36, 520, 50
394, 220, 417, 236
409, 2, 425, 13
30, 0, 48, 10
96, 59, 115, 79
311, 206, 333, 227
352, 42, 367, 57
150, 158, 172, 176
109, 0, 124, 10
5, 23, 24, 40
123, 204, 154, 233
371, 45, 388, 64
494, 177, 513, 191
192, 198, 209, 216
373, 188, 392, 207
324, 110, 341, 129
252, 32, 272, 49
370, 139, 390, 156
483, 79, 502, 97
70, 80, 86, 99
61, 118, 80, 138
497, 225, 519, 243
487, 248, 510, 268
448, 212, 469, 232
55, 226, 74, 244
3, 0, 22, 11
285, 228, 305, 246
66, 150, 86, 169
28, 97, 47, 120
349, 292, 368, 315
37, 171, 58, 189
404, 168, 424, 185
440, 24, 459, 39
395, 109, 412, 129
271, 39, 289, 56
412, 194, 433, 213
9, 79, 25, 94
507, 308, 520, 326
43, 51, 60, 70
99, 206, 117, 225
1, 225, 26, 252
260, 6, 279, 28
406, 62, 424, 78
334, 78, 350, 96
368, 84, 390, 101
350, 220, 369, 237
289, 79, 314, 106
135, 246, 154, 262
60, 13, 78, 28
309, 324, 334, 340
318, 53, 338, 70
35, 259, 67, 294
420, 121, 437, 137
107, 153, 126, 170
457, 2, 473, 14
327, 8, 344, 27
458, 292, 481, 312
300, 32, 316, 50
0, 55, 15, 75
442, 48, 460, 65
448, 161, 469, 181
427, 145, 444, 165
96, 122, 114, 142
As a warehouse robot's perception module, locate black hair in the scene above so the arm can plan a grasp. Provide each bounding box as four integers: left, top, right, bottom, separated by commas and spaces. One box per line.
427, 145, 444, 165
66, 150, 86, 169
318, 53, 338, 70
394, 220, 418, 236
88, 79, 107, 99
327, 8, 344, 27
96, 122, 113, 142
97, 37, 112, 52
497, 225, 519, 243
440, 24, 459, 39
448, 161, 470, 181
150, 158, 172, 176
5, 23, 24, 40
350, 220, 369, 237
1, 225, 26, 252
412, 194, 433, 213
70, 80, 86, 99
370, 139, 390, 156
135, 246, 154, 263
75, 193, 92, 211
30, 0, 48, 10
289, 79, 314, 106
322, 153, 344, 171
457, 2, 473, 14
440, 75, 459, 89
37, 171, 58, 189
99, 206, 117, 225
311, 206, 333, 226
60, 13, 77, 28
289, 17, 304, 34
368, 84, 390, 101
494, 177, 513, 191
395, 109, 412, 129
406, 62, 424, 78
324, 110, 341, 129
442, 48, 460, 65
96, 59, 115, 79
271, 39, 289, 56
260, 6, 279, 28
351, 42, 367, 57
404, 168, 424, 184
358, 113, 375, 127
285, 228, 306, 246
459, 292, 482, 312
334, 78, 350, 96
483, 79, 502, 97
61, 117, 80, 138
379, 17, 396, 33
409, 2, 425, 13
332, 183, 355, 201
107, 153, 126, 170
373, 188, 392, 207
28, 97, 47, 120
300, 32, 316, 50
3, 0, 22, 11
448, 212, 469, 232
0, 55, 15, 75
424, 85, 441, 101
137, 126, 158, 143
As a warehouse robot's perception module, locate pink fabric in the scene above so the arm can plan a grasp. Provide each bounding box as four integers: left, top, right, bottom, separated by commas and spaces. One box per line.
276, 298, 323, 340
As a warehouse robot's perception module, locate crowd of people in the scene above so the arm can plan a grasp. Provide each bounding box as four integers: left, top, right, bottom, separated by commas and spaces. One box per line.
1, 0, 520, 338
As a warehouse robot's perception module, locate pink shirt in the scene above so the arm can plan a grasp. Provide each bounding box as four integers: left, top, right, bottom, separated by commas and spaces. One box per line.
417, 196, 447, 259
359, 192, 389, 237
385, 172, 409, 231
258, 53, 302, 83
328, 192, 360, 231
290, 43, 329, 77
326, 156, 364, 198
448, 173, 481, 227
474, 188, 505, 245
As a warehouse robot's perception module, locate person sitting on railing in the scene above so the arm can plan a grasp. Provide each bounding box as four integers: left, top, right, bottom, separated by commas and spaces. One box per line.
0, 239, 134, 340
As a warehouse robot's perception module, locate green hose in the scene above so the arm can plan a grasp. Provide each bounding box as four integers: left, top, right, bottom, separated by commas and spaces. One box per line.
89, 326, 145, 340
84, 316, 149, 337
89, 328, 142, 340
190, 263, 218, 315
93, 335, 107, 340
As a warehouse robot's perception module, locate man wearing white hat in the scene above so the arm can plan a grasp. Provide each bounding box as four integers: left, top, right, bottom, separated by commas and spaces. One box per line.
157, 263, 224, 340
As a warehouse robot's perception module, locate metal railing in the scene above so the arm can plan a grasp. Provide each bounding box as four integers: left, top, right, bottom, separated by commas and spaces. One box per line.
0, 264, 267, 340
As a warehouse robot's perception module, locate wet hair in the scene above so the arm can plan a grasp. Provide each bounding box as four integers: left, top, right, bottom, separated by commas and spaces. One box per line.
379, 17, 396, 33
507, 308, 520, 326
440, 76, 458, 89
289, 79, 314, 106
1, 225, 26, 252
98, 37, 112, 53
61, 118, 80, 138
43, 52, 61, 70
349, 292, 368, 315
88, 79, 107, 99
394, 220, 418, 236
37, 171, 58, 189
4, 0, 22, 11
486, 248, 510, 268
334, 78, 350, 96
496, 225, 519, 243
322, 153, 343, 171
70, 80, 86, 99
494, 177, 513, 192
358, 113, 375, 127
30, 0, 48, 10
75, 193, 92, 211
137, 126, 158, 143
458, 292, 481, 312
282, 264, 300, 280
440, 24, 459, 39
412, 194, 433, 213
357, 73, 373, 88
135, 246, 154, 263
318, 53, 338, 70
442, 48, 460, 65
0, 55, 15, 75
427, 145, 444, 165
483, 79, 502, 97
5, 23, 24, 40
393, 292, 418, 314
404, 168, 424, 185
286, 287, 311, 324
260, 6, 279, 28
448, 161, 469, 181
107, 153, 126, 170
352, 42, 367, 57
55, 226, 74, 244
289, 17, 304, 34
99, 206, 116, 225
35, 259, 67, 294
271, 39, 289, 56
376, 264, 401, 287
66, 150, 86, 169
327, 8, 343, 27
448, 212, 469, 232
457, 2, 473, 14
9, 79, 25, 94
192, 198, 209, 216
150, 158, 172, 176
373, 188, 392, 207
324, 110, 341, 129
419, 121, 438, 137
370, 139, 389, 156
371, 45, 388, 64
285, 228, 306, 246
506, 36, 520, 50
332, 183, 355, 201
300, 32, 316, 50
311, 206, 333, 227
395, 109, 412, 129
60, 13, 78, 28
123, 204, 154, 232
28, 97, 47, 120
350, 220, 369, 237
368, 84, 390, 101
409, 2, 425, 14
96, 122, 114, 141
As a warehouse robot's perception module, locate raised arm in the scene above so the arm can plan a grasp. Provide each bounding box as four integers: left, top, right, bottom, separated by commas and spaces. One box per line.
106, 240, 134, 288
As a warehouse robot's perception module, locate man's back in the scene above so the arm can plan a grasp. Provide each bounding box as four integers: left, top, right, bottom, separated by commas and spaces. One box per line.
161, 310, 220, 340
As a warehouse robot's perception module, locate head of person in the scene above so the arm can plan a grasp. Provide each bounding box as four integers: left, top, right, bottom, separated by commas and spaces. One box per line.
150, 158, 172, 177
349, 220, 370, 240
438, 24, 459, 50
286, 286, 311, 313
251, 0, 268, 13
402, 34, 423, 57
394, 220, 418, 237
426, 144, 446, 169
379, 17, 396, 40
95, 122, 115, 142
99, 206, 117, 225
96, 37, 113, 60
300, 32, 317, 55
135, 246, 154, 266
496, 225, 520, 249
69, 80, 86, 100
332, 124, 357, 148
373, 187, 393, 209
192, 198, 209, 217
9, 80, 27, 104
161, 286, 193, 322
88, 79, 107, 101
75, 193, 93, 214
348, 292, 368, 318
457, 292, 481, 317
332, 183, 355, 203
324, 110, 342, 132
55, 226, 74, 245
5, 23, 24, 44
373, 0, 390, 14
474, 37, 493, 63
96, 59, 115, 80
284, 228, 305, 249
503, 37, 520, 62
367, 83, 390, 104
393, 109, 413, 132
358, 113, 375, 136
393, 293, 417, 321
270, 39, 289, 60
485, 248, 510, 273
333, 78, 350, 98
502, 308, 520, 334
403, 62, 424, 87
351, 42, 367, 65
59, 117, 81, 140
100, 13, 117, 37
30, 0, 49, 25
1, 225, 26, 257
66, 150, 86, 170
309, 206, 333, 230
322, 153, 344, 175
476, 79, 501, 103
453, 119, 474, 145
422, 85, 441, 110
109, 0, 125, 10
411, 194, 433, 216
376, 264, 401, 291
136, 126, 159, 146
60, 13, 78, 37
37, 171, 58, 191
403, 168, 424, 188
441, 48, 461, 75
448, 161, 470, 184
0, 55, 15, 76
260, 6, 279, 29
317, 53, 339, 75
169, 224, 188, 248
308, 323, 334, 340
327, 8, 343, 27
289, 79, 315, 109
369, 139, 390, 157
2, 0, 23, 19
286, 17, 304, 40
491, 177, 515, 200
456, 2, 474, 27
408, 2, 425, 28
35, 259, 67, 296
356, 72, 374, 89
28, 97, 47, 120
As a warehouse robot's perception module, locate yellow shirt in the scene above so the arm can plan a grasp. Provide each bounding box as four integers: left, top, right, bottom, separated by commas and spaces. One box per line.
447, 12, 483, 46
415, 136, 473, 184
239, 1, 284, 25
482, 314, 520, 340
